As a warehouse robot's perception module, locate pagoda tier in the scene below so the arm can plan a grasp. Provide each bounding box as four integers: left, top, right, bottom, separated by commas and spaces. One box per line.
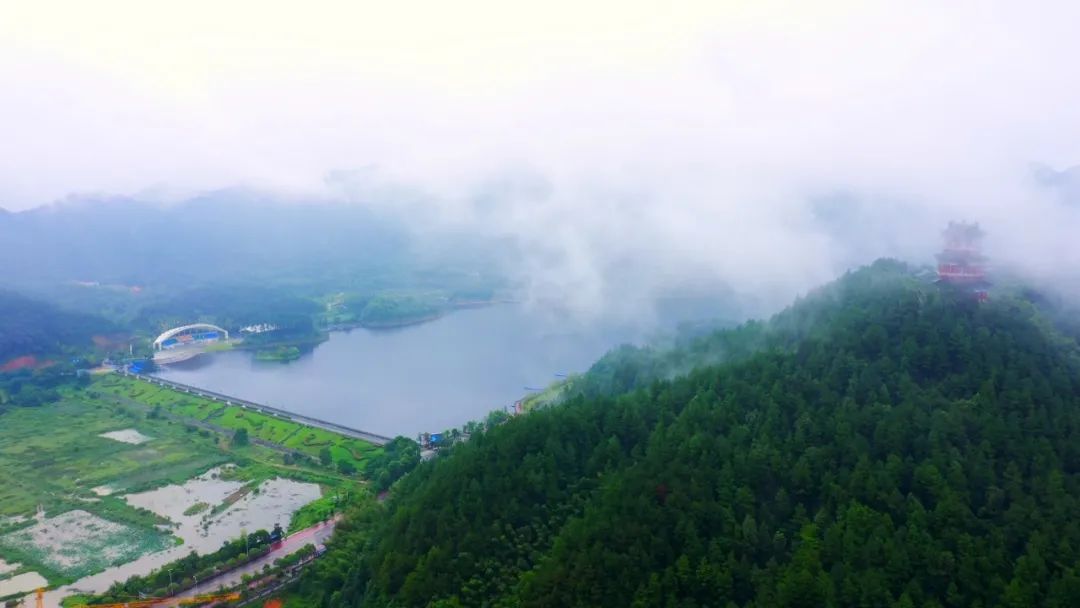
936, 263, 987, 283
935, 221, 990, 297
936, 249, 986, 263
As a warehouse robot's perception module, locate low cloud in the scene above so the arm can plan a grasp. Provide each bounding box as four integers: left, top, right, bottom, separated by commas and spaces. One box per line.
4, 1, 1080, 317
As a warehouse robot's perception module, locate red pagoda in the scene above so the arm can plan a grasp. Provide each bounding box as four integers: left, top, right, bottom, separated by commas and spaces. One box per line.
936, 221, 989, 300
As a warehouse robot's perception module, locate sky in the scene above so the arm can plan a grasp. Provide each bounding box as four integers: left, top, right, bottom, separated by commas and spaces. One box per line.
4, 0, 1080, 312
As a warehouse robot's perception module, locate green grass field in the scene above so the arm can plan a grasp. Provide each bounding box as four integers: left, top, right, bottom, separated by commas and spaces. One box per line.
93, 375, 385, 471
0, 397, 227, 519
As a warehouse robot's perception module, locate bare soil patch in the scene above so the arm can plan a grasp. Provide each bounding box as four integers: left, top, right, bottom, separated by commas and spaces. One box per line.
98, 429, 153, 445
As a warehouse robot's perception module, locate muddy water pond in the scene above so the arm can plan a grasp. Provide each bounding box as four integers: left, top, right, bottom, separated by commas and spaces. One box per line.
42, 468, 320, 607
0, 571, 48, 597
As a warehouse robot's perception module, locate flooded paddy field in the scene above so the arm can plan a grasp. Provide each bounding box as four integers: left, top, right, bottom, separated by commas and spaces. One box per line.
125, 466, 244, 524
0, 510, 172, 580
0, 382, 364, 606
0, 571, 48, 598
127, 471, 321, 554
0, 558, 19, 576
0, 557, 46, 600
46, 470, 322, 601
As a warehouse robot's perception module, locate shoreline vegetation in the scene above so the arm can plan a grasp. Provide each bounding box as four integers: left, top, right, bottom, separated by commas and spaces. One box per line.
321, 297, 514, 332
322, 312, 444, 332
253, 345, 302, 362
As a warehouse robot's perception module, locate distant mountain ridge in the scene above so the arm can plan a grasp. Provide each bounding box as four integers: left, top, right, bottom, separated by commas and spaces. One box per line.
1033, 163, 1080, 206
0, 191, 513, 333
0, 190, 412, 289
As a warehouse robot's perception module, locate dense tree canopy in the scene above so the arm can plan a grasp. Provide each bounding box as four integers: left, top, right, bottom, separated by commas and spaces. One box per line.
355, 293, 443, 328
0, 290, 115, 363
293, 260, 1080, 607
132, 285, 320, 336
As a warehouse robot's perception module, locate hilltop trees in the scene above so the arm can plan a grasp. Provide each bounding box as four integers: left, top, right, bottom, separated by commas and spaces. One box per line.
294, 261, 1080, 607
363, 437, 421, 491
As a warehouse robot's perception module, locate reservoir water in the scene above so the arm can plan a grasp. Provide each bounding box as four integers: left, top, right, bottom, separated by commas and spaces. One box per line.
153, 305, 643, 437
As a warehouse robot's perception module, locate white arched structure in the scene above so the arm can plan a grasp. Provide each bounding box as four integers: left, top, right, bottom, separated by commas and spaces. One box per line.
153, 323, 230, 351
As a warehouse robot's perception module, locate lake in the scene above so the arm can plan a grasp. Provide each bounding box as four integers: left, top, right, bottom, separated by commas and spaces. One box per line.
153, 305, 644, 437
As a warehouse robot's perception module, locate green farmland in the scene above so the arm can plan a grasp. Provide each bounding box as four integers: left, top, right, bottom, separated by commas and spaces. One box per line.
0, 397, 228, 520
92, 374, 385, 470
0, 375, 380, 590
0, 395, 228, 584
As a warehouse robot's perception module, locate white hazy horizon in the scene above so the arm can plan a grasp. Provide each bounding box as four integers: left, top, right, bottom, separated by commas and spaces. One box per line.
4, 0, 1080, 312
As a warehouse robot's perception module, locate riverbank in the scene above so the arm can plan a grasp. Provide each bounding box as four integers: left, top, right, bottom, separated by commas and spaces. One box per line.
254, 346, 301, 362
323, 299, 507, 332
323, 310, 444, 331
241, 333, 327, 357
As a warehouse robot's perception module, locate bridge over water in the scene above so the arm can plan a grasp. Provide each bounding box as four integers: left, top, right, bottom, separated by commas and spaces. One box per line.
119, 370, 395, 446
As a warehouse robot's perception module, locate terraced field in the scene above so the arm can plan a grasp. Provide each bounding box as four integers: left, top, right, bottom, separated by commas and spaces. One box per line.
93, 375, 384, 470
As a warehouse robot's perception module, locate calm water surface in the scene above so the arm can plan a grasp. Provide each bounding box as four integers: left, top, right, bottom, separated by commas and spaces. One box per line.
153, 305, 642, 437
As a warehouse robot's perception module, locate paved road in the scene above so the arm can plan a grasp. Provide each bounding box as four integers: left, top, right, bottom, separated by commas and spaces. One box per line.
175, 518, 339, 600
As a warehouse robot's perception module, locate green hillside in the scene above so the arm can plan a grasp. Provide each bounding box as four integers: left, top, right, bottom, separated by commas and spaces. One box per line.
292, 260, 1080, 607
0, 290, 116, 364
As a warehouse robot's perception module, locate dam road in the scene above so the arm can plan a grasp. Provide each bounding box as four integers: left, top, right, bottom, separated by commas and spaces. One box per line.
118, 370, 394, 446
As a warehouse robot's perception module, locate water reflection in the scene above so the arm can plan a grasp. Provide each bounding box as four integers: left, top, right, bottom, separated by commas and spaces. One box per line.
154, 305, 642, 437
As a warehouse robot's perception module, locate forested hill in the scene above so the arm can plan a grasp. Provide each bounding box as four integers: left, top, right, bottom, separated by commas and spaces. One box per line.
576, 260, 938, 398
0, 290, 116, 364
296, 260, 1080, 608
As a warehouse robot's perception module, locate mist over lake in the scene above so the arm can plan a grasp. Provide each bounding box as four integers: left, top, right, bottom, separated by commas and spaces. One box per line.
153, 305, 644, 437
